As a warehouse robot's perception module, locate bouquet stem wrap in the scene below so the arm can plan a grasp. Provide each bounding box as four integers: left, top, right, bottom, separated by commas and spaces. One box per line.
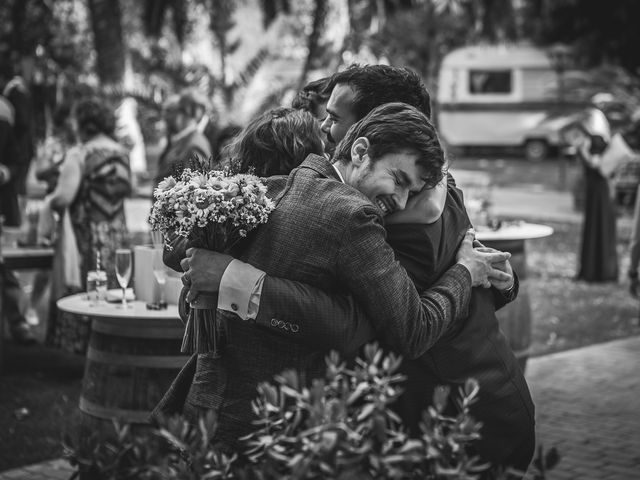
179, 227, 231, 357
179, 288, 225, 356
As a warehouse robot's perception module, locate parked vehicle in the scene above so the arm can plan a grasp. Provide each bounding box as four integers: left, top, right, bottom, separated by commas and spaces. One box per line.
437, 43, 588, 161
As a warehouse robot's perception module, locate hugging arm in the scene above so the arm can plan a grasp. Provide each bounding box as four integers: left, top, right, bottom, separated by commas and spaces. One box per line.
252, 277, 376, 355
166, 232, 376, 355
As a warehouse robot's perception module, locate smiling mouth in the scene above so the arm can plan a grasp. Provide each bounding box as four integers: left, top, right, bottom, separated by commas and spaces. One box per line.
376, 198, 394, 215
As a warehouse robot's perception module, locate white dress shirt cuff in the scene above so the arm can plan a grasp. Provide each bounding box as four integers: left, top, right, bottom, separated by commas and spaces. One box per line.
218, 258, 266, 320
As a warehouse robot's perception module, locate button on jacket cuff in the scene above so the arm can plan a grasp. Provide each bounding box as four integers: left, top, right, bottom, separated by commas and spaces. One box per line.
218, 259, 266, 320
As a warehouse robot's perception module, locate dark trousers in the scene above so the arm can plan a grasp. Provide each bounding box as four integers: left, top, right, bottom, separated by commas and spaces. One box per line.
0, 263, 26, 327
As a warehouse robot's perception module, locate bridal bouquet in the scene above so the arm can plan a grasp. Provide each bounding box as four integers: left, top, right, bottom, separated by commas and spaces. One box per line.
149, 167, 275, 355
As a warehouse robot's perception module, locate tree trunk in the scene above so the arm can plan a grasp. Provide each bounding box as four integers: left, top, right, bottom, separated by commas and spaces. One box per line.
88, 0, 126, 86
297, 0, 327, 90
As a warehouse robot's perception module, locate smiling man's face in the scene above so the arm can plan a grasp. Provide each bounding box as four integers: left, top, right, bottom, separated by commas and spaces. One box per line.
320, 83, 359, 149
348, 144, 427, 216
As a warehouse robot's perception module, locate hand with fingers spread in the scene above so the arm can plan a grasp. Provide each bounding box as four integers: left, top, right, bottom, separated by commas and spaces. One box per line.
180, 248, 234, 303
475, 246, 515, 291
456, 229, 512, 288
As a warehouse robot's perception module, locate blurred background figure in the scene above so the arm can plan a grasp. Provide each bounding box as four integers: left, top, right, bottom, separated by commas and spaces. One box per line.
115, 97, 147, 192
34, 102, 75, 195
211, 124, 242, 169
628, 186, 640, 298
291, 76, 331, 121
0, 92, 36, 345
186, 88, 219, 159
44, 97, 131, 352
2, 66, 36, 210
562, 108, 618, 282
154, 91, 212, 190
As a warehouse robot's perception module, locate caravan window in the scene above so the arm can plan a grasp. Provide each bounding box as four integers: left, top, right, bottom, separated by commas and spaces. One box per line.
469, 70, 512, 94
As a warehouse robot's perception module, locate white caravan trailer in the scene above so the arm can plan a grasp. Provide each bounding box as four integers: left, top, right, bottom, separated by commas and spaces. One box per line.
437, 43, 581, 160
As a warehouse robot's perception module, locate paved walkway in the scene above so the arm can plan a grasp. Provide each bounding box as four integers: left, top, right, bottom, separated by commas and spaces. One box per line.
525, 336, 640, 479
2, 336, 639, 479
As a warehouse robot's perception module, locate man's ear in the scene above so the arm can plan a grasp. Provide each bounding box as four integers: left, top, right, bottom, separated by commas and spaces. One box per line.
351, 137, 370, 166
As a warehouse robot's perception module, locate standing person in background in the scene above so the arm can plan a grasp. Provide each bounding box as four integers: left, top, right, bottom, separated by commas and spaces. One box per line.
44, 97, 131, 352
562, 109, 618, 282
3, 69, 35, 206
0, 93, 37, 345
628, 184, 640, 297
154, 92, 212, 190
187, 89, 219, 158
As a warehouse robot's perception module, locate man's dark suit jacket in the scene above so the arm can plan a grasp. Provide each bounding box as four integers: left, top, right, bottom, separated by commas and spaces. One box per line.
155, 154, 473, 447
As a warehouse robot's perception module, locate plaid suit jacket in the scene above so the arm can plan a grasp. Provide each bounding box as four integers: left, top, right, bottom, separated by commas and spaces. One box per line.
154, 154, 472, 447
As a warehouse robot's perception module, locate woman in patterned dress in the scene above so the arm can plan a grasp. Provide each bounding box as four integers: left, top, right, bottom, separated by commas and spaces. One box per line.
45, 97, 131, 352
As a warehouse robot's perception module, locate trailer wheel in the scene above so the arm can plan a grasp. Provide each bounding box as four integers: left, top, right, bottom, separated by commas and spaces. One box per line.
524, 139, 549, 162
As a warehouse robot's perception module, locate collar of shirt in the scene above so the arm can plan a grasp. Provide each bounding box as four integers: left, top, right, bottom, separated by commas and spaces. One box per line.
170, 123, 197, 145
331, 162, 345, 183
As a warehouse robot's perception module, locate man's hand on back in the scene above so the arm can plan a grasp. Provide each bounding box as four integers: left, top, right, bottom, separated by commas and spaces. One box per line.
180, 248, 234, 303
475, 246, 515, 291
456, 229, 512, 288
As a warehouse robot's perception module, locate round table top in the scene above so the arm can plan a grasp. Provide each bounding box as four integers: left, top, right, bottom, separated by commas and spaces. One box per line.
57, 293, 179, 319
1, 245, 55, 258
475, 222, 554, 242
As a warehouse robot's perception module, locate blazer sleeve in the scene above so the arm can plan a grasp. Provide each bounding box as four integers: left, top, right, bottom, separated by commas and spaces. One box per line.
254, 277, 376, 356
492, 269, 519, 310
333, 205, 472, 359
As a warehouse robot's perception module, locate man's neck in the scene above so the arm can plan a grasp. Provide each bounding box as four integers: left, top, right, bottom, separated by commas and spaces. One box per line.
332, 161, 348, 183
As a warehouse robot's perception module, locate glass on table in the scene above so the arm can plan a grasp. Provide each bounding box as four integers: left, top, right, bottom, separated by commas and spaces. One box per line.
115, 248, 132, 309
95, 269, 107, 303
86, 270, 98, 305
151, 247, 168, 309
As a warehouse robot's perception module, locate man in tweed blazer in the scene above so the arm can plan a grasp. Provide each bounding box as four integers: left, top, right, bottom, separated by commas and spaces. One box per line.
156, 103, 512, 448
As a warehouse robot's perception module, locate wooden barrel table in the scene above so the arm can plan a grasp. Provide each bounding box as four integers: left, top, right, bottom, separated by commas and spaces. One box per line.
477, 223, 553, 372
57, 294, 186, 433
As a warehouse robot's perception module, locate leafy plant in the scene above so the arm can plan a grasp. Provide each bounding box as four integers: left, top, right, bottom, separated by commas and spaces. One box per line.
63, 344, 557, 479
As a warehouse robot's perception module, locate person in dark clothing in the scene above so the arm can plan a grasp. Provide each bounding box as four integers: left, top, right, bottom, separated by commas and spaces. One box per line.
3, 75, 35, 198
154, 92, 212, 190
0, 94, 36, 345
562, 113, 618, 282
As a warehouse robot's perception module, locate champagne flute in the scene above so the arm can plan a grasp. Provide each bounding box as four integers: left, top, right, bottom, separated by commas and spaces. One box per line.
115, 248, 132, 309
152, 247, 167, 307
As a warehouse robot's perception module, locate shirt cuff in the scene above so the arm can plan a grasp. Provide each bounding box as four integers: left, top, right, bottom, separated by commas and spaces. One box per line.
217, 258, 266, 320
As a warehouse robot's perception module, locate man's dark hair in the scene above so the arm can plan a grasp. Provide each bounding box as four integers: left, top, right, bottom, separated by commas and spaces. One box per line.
334, 102, 444, 188
291, 76, 331, 119
227, 107, 324, 177
327, 64, 431, 120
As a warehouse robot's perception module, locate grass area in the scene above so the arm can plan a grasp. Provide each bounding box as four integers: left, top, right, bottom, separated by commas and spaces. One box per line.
526, 218, 640, 357
0, 345, 83, 472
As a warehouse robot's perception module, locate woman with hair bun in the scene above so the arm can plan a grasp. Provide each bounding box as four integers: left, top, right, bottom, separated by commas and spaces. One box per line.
45, 96, 131, 352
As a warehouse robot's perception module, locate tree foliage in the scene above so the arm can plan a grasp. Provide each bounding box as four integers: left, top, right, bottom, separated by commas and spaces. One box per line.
535, 0, 640, 75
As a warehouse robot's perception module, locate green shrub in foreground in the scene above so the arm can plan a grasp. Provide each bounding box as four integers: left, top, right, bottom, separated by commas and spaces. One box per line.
63, 344, 558, 479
